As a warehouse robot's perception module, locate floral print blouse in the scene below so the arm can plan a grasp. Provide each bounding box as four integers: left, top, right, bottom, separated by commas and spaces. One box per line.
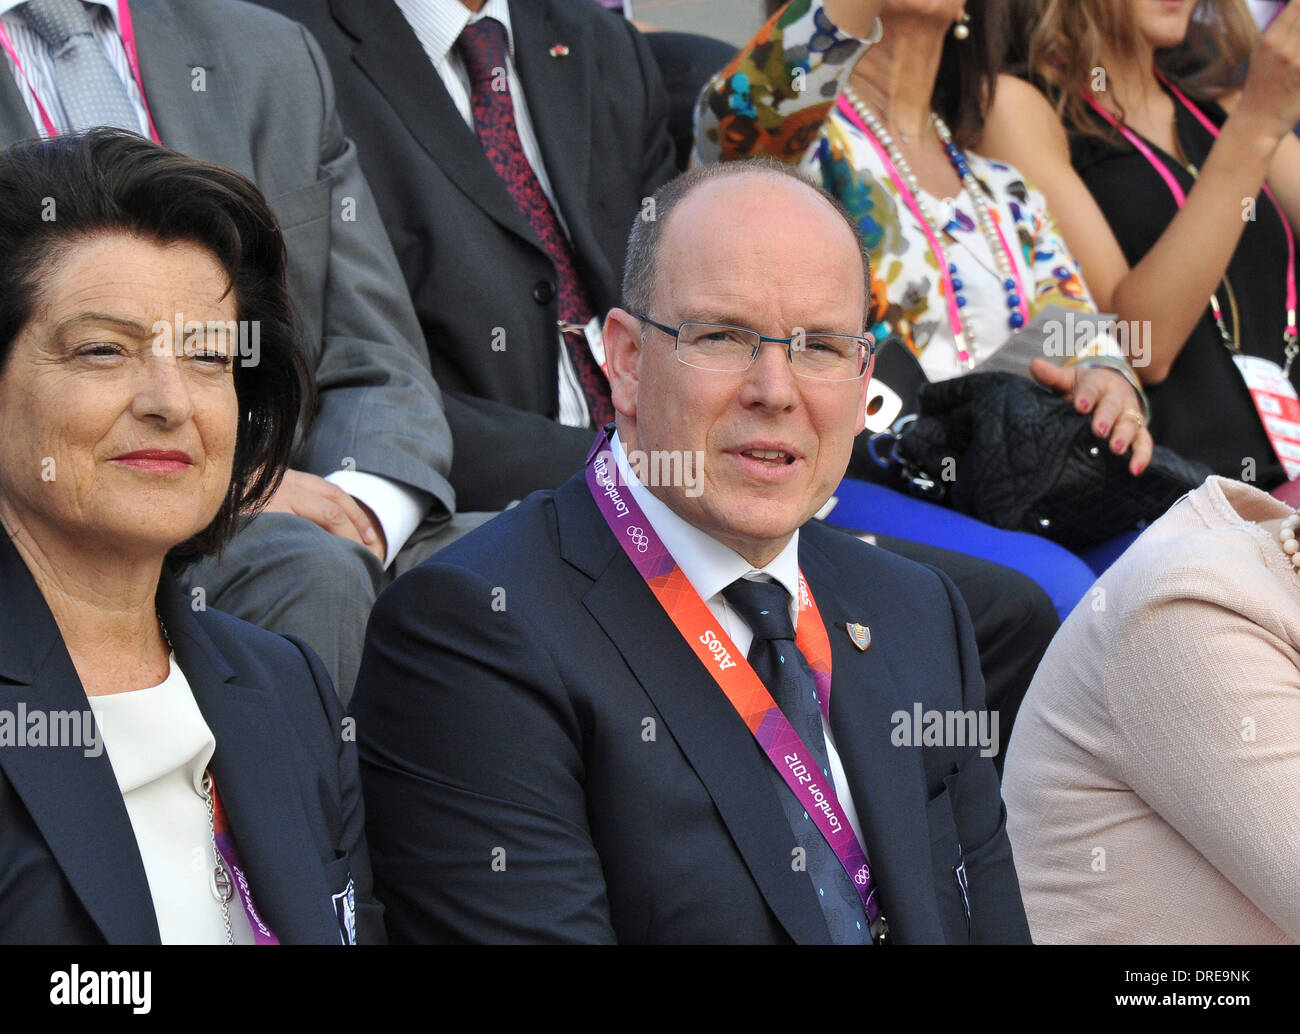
695, 0, 1096, 381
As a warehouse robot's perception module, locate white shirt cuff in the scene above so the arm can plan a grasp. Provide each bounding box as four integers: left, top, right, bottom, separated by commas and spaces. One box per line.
324, 470, 429, 569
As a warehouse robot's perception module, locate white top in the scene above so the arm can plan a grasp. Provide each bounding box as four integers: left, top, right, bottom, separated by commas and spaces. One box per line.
91, 655, 253, 945
612, 433, 867, 849
395, 0, 594, 431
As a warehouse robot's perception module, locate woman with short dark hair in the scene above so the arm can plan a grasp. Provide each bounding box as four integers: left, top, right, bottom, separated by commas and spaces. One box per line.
0, 129, 381, 944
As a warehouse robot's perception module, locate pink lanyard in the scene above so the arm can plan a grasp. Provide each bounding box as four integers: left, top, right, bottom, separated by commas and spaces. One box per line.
585, 430, 886, 942
209, 774, 280, 945
0, 0, 161, 143
1082, 81, 1298, 349
835, 93, 1030, 369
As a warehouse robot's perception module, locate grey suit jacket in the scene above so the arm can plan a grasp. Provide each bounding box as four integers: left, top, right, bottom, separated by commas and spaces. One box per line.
0, 0, 455, 514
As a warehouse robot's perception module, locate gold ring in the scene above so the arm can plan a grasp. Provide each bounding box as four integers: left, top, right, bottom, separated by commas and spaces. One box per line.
1122, 409, 1144, 431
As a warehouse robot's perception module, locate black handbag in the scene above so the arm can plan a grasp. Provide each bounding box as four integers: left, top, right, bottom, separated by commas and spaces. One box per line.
867, 371, 1213, 551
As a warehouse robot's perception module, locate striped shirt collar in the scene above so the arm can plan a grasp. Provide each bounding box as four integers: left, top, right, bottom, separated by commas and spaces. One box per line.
0, 0, 121, 31
393, 0, 516, 68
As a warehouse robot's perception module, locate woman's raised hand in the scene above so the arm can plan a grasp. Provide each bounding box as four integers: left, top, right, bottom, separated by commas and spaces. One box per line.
1235, 1, 1300, 143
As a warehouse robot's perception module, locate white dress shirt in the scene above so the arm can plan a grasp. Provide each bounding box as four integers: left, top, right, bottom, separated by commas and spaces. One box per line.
611, 433, 867, 849
0, 0, 425, 567
91, 655, 254, 945
395, 0, 597, 429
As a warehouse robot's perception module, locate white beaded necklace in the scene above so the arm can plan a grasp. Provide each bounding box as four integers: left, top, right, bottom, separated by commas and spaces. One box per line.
842, 85, 1028, 364
1279, 513, 1300, 571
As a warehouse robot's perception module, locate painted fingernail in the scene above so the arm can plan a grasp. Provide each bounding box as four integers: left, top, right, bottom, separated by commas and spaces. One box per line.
1112, 438, 1126, 452
1096, 420, 1108, 434
1133, 463, 1145, 476
1077, 398, 1092, 410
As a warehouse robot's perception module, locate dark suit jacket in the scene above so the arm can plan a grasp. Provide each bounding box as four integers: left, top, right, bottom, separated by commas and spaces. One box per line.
258, 0, 679, 511
352, 473, 1031, 943
0, 534, 384, 945
0, 0, 455, 517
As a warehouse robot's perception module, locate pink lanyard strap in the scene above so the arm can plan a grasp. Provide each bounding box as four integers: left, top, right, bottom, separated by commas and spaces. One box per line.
1083, 83, 1298, 342
982, 202, 1030, 321
0, 0, 161, 144
1157, 71, 1297, 340
209, 775, 280, 945
835, 94, 1030, 366
1083, 91, 1187, 202
584, 430, 886, 940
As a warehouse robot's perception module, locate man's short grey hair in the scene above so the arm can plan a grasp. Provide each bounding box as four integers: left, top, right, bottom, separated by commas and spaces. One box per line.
621, 157, 873, 327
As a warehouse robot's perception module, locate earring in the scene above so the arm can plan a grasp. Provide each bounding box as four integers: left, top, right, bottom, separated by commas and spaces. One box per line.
953, 10, 971, 40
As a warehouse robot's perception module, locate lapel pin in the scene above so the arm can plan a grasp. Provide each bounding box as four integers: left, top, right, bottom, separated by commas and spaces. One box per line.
549, 44, 570, 57
846, 622, 871, 651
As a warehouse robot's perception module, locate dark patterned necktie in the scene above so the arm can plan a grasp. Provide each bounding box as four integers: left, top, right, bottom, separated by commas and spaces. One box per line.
723, 577, 871, 945
456, 17, 613, 426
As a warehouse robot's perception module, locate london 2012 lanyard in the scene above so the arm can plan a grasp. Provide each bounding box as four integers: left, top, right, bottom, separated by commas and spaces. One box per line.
209, 775, 280, 945
1081, 82, 1298, 371
584, 429, 887, 942
835, 92, 1030, 370
0, 0, 161, 143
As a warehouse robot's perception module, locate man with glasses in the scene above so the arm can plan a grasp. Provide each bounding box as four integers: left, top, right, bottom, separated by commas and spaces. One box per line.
352, 160, 1031, 943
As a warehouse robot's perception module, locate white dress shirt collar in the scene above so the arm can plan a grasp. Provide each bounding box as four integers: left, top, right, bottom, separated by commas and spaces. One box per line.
611, 431, 801, 609
394, 0, 516, 68
0, 0, 121, 29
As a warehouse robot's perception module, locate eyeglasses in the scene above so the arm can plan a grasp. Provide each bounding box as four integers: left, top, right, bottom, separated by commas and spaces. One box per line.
632, 314, 874, 381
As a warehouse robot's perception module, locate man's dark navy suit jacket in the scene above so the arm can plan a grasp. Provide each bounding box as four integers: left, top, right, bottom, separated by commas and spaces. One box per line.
353, 472, 1031, 943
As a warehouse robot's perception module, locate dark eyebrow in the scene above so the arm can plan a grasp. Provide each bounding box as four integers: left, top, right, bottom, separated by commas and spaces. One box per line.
675, 313, 857, 337
54, 312, 156, 340
675, 311, 755, 329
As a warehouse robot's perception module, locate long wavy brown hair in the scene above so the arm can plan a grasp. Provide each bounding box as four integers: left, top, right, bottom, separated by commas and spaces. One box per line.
1023, 0, 1257, 143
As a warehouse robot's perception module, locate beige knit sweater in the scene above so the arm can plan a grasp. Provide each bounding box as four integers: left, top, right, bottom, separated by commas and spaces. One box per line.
1003, 476, 1300, 944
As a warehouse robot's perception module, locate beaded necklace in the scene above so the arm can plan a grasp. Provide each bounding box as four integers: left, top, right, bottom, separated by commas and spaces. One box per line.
1279, 513, 1300, 571
839, 86, 1029, 369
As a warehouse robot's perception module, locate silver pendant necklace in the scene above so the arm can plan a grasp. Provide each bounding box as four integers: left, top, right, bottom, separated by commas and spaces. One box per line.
158, 612, 234, 945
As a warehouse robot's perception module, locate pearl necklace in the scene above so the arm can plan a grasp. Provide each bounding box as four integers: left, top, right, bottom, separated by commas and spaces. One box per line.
842, 86, 1028, 364
1279, 513, 1300, 571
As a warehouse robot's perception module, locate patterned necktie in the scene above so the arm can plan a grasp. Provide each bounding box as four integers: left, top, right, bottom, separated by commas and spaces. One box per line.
723, 577, 872, 945
20, 0, 141, 134
456, 17, 613, 426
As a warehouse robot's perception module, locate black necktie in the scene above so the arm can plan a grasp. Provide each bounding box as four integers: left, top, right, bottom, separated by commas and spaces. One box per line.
722, 577, 871, 944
